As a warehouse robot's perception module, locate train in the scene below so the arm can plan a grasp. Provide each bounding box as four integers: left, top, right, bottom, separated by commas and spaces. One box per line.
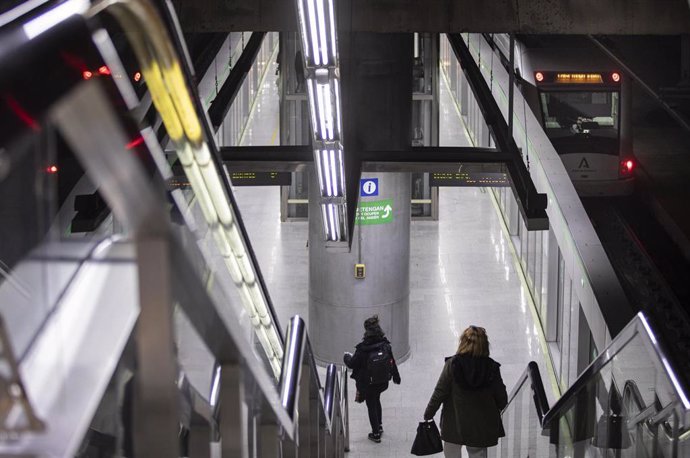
492, 35, 635, 196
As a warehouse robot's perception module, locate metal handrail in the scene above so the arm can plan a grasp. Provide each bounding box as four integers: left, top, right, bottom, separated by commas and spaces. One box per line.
503, 361, 550, 426
88, 0, 286, 352
542, 312, 690, 428
280, 315, 350, 444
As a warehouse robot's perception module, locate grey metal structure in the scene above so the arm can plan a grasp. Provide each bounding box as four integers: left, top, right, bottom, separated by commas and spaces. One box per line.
171, 0, 690, 35
498, 313, 690, 457
0, 0, 349, 455
308, 171, 411, 364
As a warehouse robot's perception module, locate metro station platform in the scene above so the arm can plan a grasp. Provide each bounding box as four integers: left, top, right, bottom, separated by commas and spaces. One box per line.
229, 58, 556, 456
4, 4, 690, 455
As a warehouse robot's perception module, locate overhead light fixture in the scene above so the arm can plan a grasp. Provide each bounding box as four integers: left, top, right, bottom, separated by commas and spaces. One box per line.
296, 0, 348, 243
297, 0, 336, 68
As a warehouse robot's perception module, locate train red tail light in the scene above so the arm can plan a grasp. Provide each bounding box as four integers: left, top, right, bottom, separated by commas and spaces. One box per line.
612, 72, 621, 83
535, 71, 544, 82
83, 70, 93, 80
619, 159, 634, 176
98, 66, 111, 76
46, 165, 58, 174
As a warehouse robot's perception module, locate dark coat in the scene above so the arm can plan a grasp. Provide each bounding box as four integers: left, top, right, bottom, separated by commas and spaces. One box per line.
343, 336, 401, 396
424, 355, 508, 447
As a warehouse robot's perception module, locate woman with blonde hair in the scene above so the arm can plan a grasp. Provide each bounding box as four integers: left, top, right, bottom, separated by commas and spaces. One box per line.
423, 326, 508, 458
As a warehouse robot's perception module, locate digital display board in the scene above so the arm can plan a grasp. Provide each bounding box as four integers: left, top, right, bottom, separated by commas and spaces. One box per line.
430, 172, 509, 187
229, 172, 292, 186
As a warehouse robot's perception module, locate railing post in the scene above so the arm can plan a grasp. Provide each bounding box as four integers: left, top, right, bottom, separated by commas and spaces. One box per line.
133, 237, 180, 457
188, 412, 212, 457
259, 420, 280, 458
295, 366, 313, 457
219, 364, 247, 458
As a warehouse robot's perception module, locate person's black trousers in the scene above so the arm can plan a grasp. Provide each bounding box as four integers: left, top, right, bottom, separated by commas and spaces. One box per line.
364, 384, 387, 433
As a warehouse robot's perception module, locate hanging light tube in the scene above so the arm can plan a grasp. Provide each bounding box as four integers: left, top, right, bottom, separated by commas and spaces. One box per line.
316, 83, 328, 140
307, 81, 318, 131
334, 78, 342, 134
337, 148, 345, 193
296, 0, 349, 243
305, 0, 320, 65
324, 84, 334, 140
322, 149, 332, 196
314, 149, 325, 194
320, 204, 329, 238
328, 0, 337, 62
329, 149, 337, 195
296, 0, 310, 61
315, 0, 329, 65
327, 204, 337, 241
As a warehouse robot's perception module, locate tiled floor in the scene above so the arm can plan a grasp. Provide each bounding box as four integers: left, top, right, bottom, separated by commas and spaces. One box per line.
228, 62, 556, 457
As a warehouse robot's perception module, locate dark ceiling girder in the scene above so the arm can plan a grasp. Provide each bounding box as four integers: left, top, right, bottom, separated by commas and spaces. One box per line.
207, 32, 265, 131
446, 34, 548, 230
221, 145, 509, 173
172, 0, 690, 34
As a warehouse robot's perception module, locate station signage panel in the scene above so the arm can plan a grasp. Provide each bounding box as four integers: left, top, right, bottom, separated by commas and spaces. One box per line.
430, 172, 509, 187
360, 178, 379, 197
355, 199, 393, 225
230, 172, 292, 186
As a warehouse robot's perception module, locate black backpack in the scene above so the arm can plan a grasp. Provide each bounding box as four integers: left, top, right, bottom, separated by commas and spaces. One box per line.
367, 344, 393, 385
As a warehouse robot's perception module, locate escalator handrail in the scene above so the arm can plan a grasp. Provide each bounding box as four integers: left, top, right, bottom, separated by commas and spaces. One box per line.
503, 361, 550, 426
280, 315, 349, 439
118, 0, 285, 345
542, 312, 690, 428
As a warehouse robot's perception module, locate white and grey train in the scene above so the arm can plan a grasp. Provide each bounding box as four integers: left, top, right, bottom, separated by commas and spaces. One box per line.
492, 34, 635, 196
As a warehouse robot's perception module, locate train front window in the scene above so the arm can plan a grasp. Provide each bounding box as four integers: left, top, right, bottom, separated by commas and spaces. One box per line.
539, 91, 620, 155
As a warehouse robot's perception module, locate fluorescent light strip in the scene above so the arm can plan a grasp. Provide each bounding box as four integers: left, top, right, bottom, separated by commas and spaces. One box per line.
23, 0, 88, 39
297, 0, 310, 59
315, 0, 329, 65
306, 0, 320, 66
320, 205, 329, 238
314, 149, 325, 194
324, 83, 334, 140
338, 148, 345, 193
334, 78, 342, 135
327, 204, 337, 241
329, 149, 338, 196
328, 0, 337, 62
316, 84, 328, 140
307, 81, 318, 132
333, 205, 341, 240
322, 149, 332, 196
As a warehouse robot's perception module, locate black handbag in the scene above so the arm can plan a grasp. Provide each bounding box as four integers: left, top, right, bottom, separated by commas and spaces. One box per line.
411, 420, 443, 455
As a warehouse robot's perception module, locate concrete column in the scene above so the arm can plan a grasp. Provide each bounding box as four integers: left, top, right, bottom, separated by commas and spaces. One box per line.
308, 170, 410, 364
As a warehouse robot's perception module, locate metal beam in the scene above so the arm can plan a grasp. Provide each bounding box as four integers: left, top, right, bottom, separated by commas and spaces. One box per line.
221, 145, 513, 173
172, 0, 690, 34
208, 32, 265, 131
447, 34, 548, 230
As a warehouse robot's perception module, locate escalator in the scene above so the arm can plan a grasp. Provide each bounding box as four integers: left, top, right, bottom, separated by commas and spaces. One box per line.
0, 1, 347, 456
1, 1, 689, 457
500, 313, 690, 457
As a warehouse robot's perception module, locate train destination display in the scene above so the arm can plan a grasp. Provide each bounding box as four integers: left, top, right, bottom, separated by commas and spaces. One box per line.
430, 172, 509, 187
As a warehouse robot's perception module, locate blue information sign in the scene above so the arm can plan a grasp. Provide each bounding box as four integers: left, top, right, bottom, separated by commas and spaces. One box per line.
360, 178, 379, 197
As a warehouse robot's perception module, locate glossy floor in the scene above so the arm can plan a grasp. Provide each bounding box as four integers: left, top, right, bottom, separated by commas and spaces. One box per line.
228, 62, 556, 457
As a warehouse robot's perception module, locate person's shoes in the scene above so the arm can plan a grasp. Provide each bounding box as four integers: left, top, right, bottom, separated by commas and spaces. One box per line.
379, 425, 384, 436
367, 432, 381, 443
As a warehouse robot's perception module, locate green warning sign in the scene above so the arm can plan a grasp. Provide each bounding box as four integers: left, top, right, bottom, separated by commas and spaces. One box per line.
355, 199, 394, 225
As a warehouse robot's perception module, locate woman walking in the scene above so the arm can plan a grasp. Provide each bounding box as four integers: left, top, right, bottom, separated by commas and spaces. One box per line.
423, 326, 508, 458
344, 315, 401, 443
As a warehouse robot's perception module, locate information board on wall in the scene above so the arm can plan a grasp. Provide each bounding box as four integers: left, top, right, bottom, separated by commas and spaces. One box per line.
229, 172, 292, 186
430, 172, 509, 187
